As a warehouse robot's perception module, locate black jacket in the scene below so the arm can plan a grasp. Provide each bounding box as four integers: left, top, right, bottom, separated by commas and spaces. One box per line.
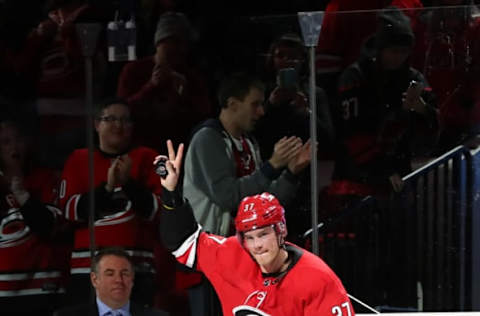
333, 36, 438, 187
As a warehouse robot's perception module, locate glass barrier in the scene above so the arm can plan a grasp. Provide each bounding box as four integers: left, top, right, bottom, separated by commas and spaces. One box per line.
0, 2, 479, 314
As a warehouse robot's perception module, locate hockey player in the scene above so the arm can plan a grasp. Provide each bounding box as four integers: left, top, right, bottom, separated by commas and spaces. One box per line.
156, 140, 355, 316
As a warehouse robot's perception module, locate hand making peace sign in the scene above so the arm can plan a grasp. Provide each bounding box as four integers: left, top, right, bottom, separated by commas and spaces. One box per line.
153, 140, 184, 191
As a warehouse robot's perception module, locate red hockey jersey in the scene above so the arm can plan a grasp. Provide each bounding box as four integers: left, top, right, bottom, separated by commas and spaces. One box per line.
59, 146, 162, 274
173, 225, 355, 316
0, 168, 68, 297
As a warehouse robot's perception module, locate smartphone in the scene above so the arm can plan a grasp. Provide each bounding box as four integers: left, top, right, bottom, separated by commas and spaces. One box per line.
277, 68, 297, 90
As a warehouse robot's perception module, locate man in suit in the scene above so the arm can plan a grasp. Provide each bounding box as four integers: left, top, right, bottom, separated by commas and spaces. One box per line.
55, 247, 169, 316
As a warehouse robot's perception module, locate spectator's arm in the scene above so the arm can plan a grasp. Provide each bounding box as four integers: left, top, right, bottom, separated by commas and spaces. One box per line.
414, 75, 439, 129
117, 62, 157, 106
267, 168, 300, 207
59, 152, 111, 222
74, 183, 113, 221
122, 179, 158, 219
19, 198, 58, 238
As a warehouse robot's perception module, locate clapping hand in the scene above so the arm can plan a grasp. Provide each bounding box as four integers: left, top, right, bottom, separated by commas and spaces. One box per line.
106, 154, 132, 192
287, 139, 313, 175
269, 136, 302, 169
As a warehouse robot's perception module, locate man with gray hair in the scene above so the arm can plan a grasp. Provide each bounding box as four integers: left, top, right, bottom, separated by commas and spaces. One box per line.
55, 247, 169, 316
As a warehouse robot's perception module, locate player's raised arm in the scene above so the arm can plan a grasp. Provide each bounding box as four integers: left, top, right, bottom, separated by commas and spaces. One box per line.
154, 140, 199, 254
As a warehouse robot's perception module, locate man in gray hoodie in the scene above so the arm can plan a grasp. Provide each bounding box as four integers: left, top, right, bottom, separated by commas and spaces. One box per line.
183, 72, 312, 237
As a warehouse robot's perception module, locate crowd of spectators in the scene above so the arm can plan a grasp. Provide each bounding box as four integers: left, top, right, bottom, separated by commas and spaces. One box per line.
1, 0, 479, 314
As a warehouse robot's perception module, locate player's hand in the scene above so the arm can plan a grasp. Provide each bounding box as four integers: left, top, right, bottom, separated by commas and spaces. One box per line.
269, 136, 302, 169
287, 139, 312, 175
106, 154, 131, 191
154, 140, 184, 192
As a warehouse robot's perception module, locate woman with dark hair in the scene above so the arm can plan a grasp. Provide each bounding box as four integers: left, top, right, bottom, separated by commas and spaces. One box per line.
0, 115, 69, 315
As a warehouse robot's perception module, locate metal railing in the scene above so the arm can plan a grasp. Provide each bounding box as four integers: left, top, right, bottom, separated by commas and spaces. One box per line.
317, 145, 479, 312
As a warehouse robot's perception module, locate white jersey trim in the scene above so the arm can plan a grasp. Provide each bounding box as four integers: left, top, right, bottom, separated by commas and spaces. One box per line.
172, 224, 202, 268
232, 305, 271, 316
65, 194, 80, 220
70, 267, 91, 274
46, 205, 62, 218
0, 271, 61, 281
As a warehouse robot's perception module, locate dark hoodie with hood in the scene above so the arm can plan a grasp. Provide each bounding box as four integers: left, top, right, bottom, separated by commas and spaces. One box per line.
331, 7, 438, 193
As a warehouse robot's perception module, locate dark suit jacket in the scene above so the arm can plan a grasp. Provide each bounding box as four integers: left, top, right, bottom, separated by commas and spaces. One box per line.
54, 301, 170, 316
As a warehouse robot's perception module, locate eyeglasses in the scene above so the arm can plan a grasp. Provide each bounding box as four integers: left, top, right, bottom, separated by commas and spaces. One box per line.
98, 115, 133, 125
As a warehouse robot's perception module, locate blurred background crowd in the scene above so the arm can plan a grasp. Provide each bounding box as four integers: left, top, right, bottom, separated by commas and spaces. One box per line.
1, 0, 480, 315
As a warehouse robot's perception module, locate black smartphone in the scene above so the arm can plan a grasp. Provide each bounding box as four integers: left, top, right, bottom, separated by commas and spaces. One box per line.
277, 67, 297, 90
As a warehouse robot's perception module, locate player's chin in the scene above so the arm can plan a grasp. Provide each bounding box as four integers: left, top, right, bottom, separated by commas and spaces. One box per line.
253, 253, 272, 265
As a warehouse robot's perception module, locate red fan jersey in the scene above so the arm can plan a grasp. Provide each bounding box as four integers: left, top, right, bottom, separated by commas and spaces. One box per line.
0, 168, 68, 297
59, 146, 162, 275
173, 226, 355, 316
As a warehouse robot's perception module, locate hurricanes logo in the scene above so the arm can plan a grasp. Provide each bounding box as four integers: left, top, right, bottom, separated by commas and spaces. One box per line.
0, 208, 31, 248
232, 290, 270, 316
94, 200, 133, 226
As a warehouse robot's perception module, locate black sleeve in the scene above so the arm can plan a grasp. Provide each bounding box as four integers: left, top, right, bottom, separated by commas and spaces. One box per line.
19, 197, 56, 238
160, 189, 198, 252
76, 183, 111, 221
76, 180, 156, 220
122, 179, 155, 218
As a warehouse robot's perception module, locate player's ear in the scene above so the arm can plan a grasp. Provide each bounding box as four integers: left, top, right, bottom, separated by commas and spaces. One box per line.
277, 234, 285, 249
